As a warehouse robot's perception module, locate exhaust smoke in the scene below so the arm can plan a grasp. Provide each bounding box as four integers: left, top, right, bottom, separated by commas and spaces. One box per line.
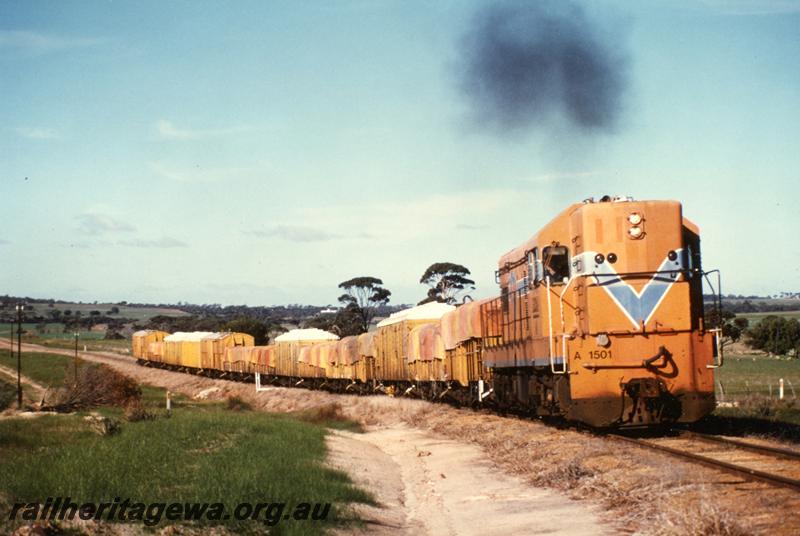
459, 1, 629, 136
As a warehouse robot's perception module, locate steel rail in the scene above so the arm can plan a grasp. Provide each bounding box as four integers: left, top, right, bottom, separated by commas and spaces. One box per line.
610, 434, 800, 492
678, 431, 800, 461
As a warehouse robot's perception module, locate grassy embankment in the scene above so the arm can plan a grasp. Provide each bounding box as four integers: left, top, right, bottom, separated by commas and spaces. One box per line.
0, 350, 371, 535
0, 349, 80, 388
708, 355, 800, 438
0, 376, 15, 410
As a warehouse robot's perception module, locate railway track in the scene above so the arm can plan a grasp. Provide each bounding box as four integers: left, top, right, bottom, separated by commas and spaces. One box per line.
611, 430, 800, 492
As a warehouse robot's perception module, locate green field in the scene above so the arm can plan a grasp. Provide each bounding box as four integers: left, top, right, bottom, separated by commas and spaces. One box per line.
735, 310, 800, 324
0, 349, 77, 389
715, 355, 800, 399
0, 324, 133, 354
711, 355, 800, 430
0, 377, 15, 410
0, 374, 371, 534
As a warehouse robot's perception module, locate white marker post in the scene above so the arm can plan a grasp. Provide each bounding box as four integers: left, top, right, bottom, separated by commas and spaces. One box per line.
779, 378, 785, 400
255, 372, 270, 392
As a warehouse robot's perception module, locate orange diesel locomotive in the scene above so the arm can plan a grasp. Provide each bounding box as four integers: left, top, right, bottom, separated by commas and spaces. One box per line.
134, 197, 722, 428
482, 196, 721, 426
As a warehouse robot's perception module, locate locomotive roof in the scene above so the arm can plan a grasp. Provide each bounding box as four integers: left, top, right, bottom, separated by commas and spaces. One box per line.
497, 198, 683, 267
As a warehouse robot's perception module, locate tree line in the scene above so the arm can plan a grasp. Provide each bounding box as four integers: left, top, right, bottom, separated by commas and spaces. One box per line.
140, 261, 476, 343
2, 262, 477, 344
305, 262, 475, 338
709, 309, 800, 357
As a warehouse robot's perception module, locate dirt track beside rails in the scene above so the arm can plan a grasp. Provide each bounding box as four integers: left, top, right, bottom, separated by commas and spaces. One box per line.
327, 427, 608, 535
4, 340, 800, 535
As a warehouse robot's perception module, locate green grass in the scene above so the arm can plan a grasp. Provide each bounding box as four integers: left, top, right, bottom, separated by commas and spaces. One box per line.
0, 323, 108, 339
7, 303, 189, 323
715, 355, 800, 399
0, 376, 15, 410
0, 327, 132, 355
38, 337, 131, 355
706, 355, 800, 437
0, 349, 76, 389
0, 381, 371, 534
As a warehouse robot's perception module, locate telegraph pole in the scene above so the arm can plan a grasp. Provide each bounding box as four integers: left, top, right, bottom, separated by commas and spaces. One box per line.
16, 303, 23, 408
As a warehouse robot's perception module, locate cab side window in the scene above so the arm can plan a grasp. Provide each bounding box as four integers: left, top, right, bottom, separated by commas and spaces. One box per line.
542, 246, 570, 285
526, 247, 539, 288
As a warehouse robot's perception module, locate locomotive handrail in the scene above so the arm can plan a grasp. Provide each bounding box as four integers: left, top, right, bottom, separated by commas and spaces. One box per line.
587, 268, 688, 284
706, 327, 724, 369
559, 275, 576, 373
591, 268, 686, 276
545, 276, 568, 375
702, 269, 724, 369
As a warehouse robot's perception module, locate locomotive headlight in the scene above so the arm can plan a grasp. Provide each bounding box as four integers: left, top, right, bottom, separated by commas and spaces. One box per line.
628, 212, 643, 225
628, 226, 643, 239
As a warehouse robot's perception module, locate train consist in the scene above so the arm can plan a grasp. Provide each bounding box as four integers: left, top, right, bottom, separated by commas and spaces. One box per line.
133, 197, 723, 428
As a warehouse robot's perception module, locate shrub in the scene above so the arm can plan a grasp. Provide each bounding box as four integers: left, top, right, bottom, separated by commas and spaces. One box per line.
226, 396, 252, 411
48, 364, 141, 412
125, 400, 156, 422
295, 402, 346, 424
747, 316, 800, 356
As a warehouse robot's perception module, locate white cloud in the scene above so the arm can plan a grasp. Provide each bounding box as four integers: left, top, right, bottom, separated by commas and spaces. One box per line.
294, 189, 520, 242
117, 237, 188, 248
0, 30, 103, 54
148, 161, 251, 183
14, 127, 60, 140
456, 223, 489, 231
76, 212, 136, 236
247, 225, 340, 243
524, 170, 603, 183
154, 119, 255, 140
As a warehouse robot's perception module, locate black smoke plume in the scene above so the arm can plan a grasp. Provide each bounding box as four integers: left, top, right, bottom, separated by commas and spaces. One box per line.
459, 1, 628, 135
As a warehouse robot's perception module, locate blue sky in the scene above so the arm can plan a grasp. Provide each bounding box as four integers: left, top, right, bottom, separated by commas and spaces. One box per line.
2, 0, 799, 306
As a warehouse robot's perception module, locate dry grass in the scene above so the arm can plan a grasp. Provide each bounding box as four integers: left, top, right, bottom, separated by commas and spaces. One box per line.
649, 493, 751, 536
124, 400, 156, 422
295, 402, 346, 423
736, 394, 799, 417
